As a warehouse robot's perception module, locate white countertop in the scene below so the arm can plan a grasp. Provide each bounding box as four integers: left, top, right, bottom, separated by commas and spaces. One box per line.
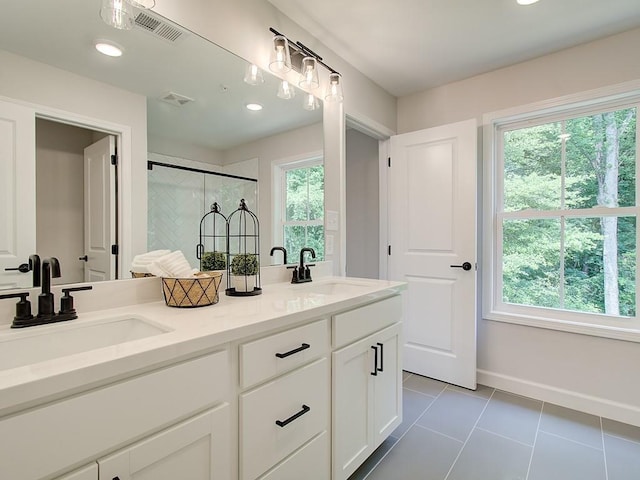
0, 276, 405, 416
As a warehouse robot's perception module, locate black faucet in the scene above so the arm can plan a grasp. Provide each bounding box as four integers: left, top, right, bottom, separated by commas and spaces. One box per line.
291, 247, 316, 284
270, 246, 288, 265
38, 257, 61, 318
0, 257, 92, 328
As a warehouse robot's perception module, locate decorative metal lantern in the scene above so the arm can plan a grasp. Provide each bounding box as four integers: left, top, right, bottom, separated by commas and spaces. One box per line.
196, 202, 228, 273
226, 199, 261, 296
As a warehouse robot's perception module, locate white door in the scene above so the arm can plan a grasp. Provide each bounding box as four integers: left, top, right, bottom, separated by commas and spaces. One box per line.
83, 135, 116, 282
0, 100, 36, 290
388, 119, 477, 389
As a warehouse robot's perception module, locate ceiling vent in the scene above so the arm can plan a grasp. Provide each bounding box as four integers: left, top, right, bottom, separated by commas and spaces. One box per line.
159, 92, 194, 107
134, 11, 186, 43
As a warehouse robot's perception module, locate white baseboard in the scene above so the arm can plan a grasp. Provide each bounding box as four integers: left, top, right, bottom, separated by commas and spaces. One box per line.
477, 369, 640, 428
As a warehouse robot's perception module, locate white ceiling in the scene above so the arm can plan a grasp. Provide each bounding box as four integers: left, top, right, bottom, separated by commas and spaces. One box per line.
0, 0, 321, 151
269, 0, 640, 97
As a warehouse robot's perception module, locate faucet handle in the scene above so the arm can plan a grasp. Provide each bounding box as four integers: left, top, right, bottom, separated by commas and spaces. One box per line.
0, 292, 34, 328
59, 286, 93, 316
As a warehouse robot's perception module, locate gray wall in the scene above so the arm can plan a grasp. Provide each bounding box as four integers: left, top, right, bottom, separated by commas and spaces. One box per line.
346, 129, 379, 279
397, 27, 640, 425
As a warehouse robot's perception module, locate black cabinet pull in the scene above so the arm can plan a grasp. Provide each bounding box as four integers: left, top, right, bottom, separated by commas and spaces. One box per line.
275, 343, 310, 358
377, 342, 384, 372
371, 345, 378, 376
275, 404, 310, 427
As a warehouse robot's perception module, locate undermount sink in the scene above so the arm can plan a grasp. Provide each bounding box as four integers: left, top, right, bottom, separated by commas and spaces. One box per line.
0, 315, 170, 371
290, 281, 372, 296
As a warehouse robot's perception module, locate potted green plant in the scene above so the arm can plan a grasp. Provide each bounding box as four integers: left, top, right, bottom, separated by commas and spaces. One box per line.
201, 251, 226, 272
230, 253, 259, 292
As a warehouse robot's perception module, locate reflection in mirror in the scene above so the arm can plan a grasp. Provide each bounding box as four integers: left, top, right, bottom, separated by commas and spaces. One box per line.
0, 0, 322, 290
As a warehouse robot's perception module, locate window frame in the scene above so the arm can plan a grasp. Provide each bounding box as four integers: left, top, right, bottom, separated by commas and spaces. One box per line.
272, 154, 324, 260
483, 81, 640, 341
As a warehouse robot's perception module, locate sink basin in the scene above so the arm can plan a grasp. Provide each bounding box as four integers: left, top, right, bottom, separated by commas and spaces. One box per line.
0, 316, 170, 371
290, 281, 372, 296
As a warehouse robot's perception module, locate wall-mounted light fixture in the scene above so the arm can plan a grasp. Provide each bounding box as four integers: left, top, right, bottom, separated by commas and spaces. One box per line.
267, 27, 343, 104
243, 63, 264, 86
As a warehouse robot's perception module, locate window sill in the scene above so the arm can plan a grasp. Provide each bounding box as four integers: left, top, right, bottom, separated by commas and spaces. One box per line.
484, 310, 640, 343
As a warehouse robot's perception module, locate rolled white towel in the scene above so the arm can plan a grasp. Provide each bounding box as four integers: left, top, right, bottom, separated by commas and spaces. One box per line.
149, 250, 196, 278
132, 250, 170, 265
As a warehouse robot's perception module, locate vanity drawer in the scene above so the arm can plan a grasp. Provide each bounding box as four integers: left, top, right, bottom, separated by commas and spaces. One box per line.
240, 357, 329, 480
332, 295, 402, 348
258, 431, 329, 480
0, 349, 229, 480
239, 318, 328, 389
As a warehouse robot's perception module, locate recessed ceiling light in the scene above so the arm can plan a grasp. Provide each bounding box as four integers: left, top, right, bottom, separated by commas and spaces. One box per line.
246, 103, 263, 111
517, 0, 540, 4
95, 42, 123, 57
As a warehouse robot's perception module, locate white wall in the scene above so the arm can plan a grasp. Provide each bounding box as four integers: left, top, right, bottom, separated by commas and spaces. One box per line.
223, 122, 324, 263
346, 129, 379, 279
0, 49, 148, 270
397, 28, 640, 425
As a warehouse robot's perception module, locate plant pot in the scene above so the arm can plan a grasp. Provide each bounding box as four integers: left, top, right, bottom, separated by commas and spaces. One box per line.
232, 275, 256, 292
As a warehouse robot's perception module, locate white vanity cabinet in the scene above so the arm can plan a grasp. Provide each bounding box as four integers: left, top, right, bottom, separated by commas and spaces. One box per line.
238, 318, 331, 480
55, 464, 98, 480
98, 403, 231, 480
332, 296, 403, 480
3, 349, 232, 480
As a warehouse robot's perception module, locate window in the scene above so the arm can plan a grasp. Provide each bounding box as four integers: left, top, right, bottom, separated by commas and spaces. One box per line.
487, 93, 640, 337
278, 161, 325, 260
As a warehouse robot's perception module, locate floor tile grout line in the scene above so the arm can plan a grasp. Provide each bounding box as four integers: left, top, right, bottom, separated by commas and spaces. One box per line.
601, 416, 610, 480
360, 383, 449, 480
537, 428, 606, 452
412, 423, 466, 444
524, 400, 544, 480
474, 426, 536, 448
444, 384, 496, 401
603, 431, 640, 447
443, 388, 497, 480
403, 386, 438, 399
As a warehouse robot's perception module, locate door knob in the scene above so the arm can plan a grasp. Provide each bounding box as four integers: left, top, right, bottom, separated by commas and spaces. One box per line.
4, 263, 30, 273
450, 262, 472, 271
79, 255, 88, 262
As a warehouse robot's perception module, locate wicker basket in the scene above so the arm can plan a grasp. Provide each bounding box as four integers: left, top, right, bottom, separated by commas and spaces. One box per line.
131, 271, 156, 278
161, 271, 223, 308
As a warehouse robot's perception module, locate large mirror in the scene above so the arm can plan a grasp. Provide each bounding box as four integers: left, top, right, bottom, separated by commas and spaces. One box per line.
0, 0, 323, 289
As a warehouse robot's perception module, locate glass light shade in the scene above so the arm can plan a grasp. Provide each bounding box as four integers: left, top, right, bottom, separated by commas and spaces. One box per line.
128, 0, 156, 8
325, 72, 344, 102
243, 63, 264, 86
303, 93, 320, 111
269, 35, 292, 73
298, 56, 319, 89
277, 80, 296, 100
100, 0, 134, 30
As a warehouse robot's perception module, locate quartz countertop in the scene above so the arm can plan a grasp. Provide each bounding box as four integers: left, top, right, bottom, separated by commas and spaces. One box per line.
0, 276, 405, 416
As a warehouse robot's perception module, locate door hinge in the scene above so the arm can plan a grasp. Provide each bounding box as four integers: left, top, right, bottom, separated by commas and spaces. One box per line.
111, 154, 118, 166
388, 157, 391, 167
388, 245, 391, 255
111, 244, 119, 255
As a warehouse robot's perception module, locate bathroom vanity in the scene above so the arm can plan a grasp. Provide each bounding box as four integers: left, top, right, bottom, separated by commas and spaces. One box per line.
0, 276, 405, 480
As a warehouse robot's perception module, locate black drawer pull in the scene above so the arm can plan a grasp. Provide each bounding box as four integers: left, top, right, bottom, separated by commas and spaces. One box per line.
275, 343, 310, 358
377, 342, 384, 372
371, 345, 378, 376
275, 404, 310, 427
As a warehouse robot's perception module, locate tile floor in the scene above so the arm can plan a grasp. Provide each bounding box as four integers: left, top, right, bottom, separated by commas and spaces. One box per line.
348, 372, 640, 480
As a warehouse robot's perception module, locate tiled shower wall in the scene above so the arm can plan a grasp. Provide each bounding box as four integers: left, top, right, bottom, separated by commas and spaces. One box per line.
147, 160, 257, 269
